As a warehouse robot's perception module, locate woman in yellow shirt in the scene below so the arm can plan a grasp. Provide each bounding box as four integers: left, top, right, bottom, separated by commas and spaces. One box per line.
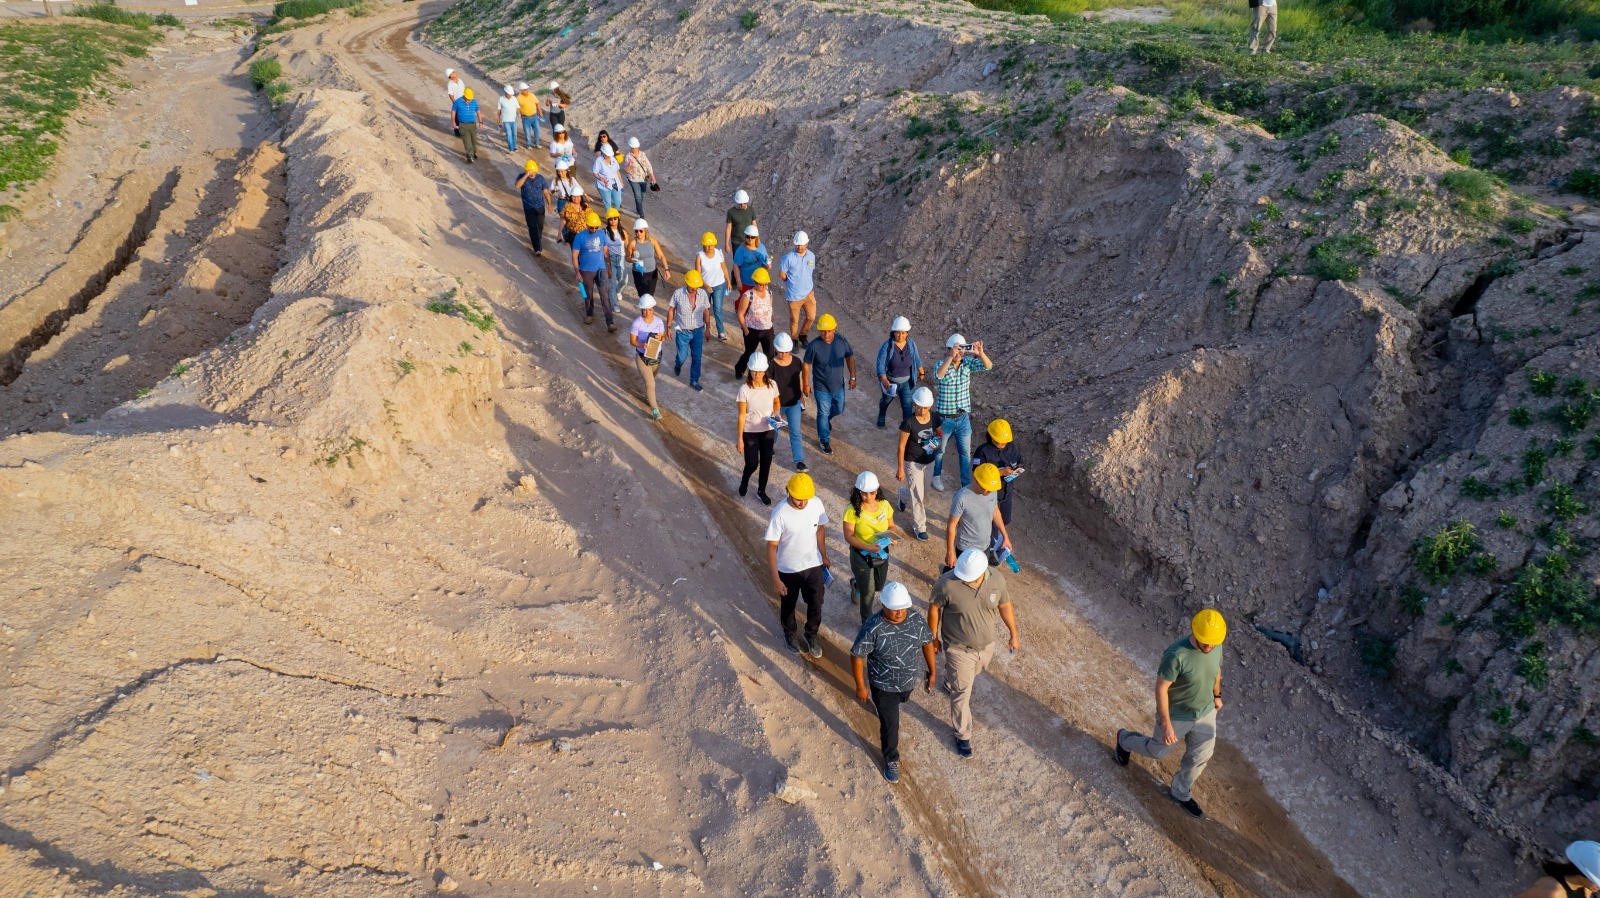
843, 470, 902, 621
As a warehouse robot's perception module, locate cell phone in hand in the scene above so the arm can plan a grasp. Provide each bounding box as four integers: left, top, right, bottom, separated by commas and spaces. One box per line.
958, 343, 976, 352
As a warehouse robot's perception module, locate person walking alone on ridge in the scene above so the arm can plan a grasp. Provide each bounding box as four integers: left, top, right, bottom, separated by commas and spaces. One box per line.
734, 268, 776, 378
932, 334, 994, 492
851, 581, 935, 784
571, 210, 614, 332
778, 231, 818, 347
602, 208, 627, 314
765, 472, 830, 658
930, 548, 1019, 759
770, 333, 808, 472
731, 224, 770, 300
1115, 610, 1227, 819
513, 160, 551, 255
896, 387, 941, 542
451, 88, 480, 163
623, 137, 657, 217
876, 316, 924, 428
667, 269, 711, 391
945, 463, 1011, 573
973, 418, 1023, 555
592, 141, 624, 216
628, 295, 666, 421
515, 82, 542, 149
736, 352, 781, 505
724, 189, 758, 256
843, 470, 900, 622
1517, 843, 1600, 898
802, 314, 855, 456
497, 85, 520, 151
628, 219, 670, 301
444, 69, 464, 135
1247, 0, 1277, 55
695, 232, 732, 342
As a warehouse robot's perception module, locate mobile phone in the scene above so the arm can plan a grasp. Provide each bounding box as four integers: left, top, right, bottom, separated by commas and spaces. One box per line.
958, 343, 976, 352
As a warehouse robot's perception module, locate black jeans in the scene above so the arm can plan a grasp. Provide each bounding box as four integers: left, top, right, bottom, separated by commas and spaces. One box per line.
778, 566, 825, 645
522, 206, 545, 253
631, 268, 659, 301
734, 328, 774, 377
740, 429, 775, 495
850, 550, 889, 621
871, 686, 911, 764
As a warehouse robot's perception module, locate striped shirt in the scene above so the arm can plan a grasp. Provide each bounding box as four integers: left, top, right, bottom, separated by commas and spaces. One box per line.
936, 356, 988, 416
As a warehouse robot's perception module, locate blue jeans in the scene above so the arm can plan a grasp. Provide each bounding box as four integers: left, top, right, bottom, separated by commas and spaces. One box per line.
708, 283, 729, 338
933, 412, 973, 486
815, 389, 846, 445
502, 122, 518, 151
608, 256, 626, 310
673, 328, 704, 385
520, 115, 540, 147
629, 181, 647, 216
877, 379, 913, 424
598, 186, 623, 215
782, 403, 805, 465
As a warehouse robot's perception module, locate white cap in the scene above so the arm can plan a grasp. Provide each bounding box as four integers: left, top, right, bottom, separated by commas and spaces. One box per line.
954, 548, 989, 582
891, 316, 911, 332
517, 81, 529, 90
912, 386, 934, 407
628, 136, 641, 148
555, 160, 569, 171
445, 68, 455, 76
880, 581, 912, 611
744, 224, 760, 237
504, 84, 515, 95
1568, 842, 1600, 885
773, 332, 794, 353
747, 351, 769, 372
634, 219, 649, 230
638, 294, 656, 309
553, 123, 565, 132
734, 189, 750, 204
946, 333, 967, 349
793, 230, 809, 245
549, 80, 559, 89
855, 470, 880, 492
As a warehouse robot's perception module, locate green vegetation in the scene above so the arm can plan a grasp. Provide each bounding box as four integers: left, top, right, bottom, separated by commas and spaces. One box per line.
272, 0, 361, 21
1414, 519, 1484, 585
739, 10, 760, 29
1497, 510, 1519, 529
1460, 476, 1497, 500
1516, 641, 1549, 687
249, 57, 282, 89
1505, 552, 1600, 637
321, 436, 370, 468
1309, 233, 1377, 282
426, 292, 497, 333
1530, 368, 1559, 397
170, 361, 190, 376
1358, 632, 1397, 678
68, 2, 155, 28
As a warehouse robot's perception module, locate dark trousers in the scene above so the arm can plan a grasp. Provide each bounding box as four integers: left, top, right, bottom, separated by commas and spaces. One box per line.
871, 687, 911, 764
579, 268, 612, 325
778, 566, 825, 644
850, 550, 889, 621
740, 429, 775, 495
522, 206, 545, 253
631, 268, 659, 300
734, 328, 774, 377
458, 121, 478, 159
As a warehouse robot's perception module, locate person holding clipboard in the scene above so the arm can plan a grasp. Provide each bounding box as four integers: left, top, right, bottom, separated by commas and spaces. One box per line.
629, 295, 666, 421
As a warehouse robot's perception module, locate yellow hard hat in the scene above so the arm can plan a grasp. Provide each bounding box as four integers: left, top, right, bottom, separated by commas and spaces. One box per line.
523, 160, 538, 172
1191, 609, 1227, 645
684, 269, 704, 288
787, 472, 815, 501
752, 268, 771, 285
584, 211, 601, 228
816, 313, 838, 331
604, 207, 621, 219
462, 88, 474, 100
614, 152, 625, 162
987, 418, 1013, 443
973, 463, 1002, 491
701, 231, 718, 247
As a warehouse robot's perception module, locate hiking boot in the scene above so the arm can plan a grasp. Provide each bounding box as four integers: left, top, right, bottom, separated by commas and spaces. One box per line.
673, 365, 682, 377
1114, 729, 1131, 767
932, 476, 945, 492
954, 737, 973, 759
784, 636, 801, 655
692, 383, 704, 392
884, 761, 900, 784
607, 324, 618, 333
1172, 793, 1203, 818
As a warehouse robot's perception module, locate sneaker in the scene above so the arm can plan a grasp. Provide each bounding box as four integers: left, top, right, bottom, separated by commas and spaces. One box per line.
932, 476, 945, 492
915, 531, 929, 541
738, 482, 749, 497
820, 441, 832, 455
955, 738, 973, 759
899, 500, 907, 512
798, 334, 809, 347
673, 366, 682, 377
692, 383, 704, 392
807, 637, 822, 659
884, 761, 900, 784
876, 417, 886, 428
607, 324, 618, 334
1172, 794, 1204, 818
1114, 730, 1131, 767
796, 461, 808, 472
649, 408, 661, 420
584, 315, 593, 325
784, 637, 801, 655
758, 491, 772, 506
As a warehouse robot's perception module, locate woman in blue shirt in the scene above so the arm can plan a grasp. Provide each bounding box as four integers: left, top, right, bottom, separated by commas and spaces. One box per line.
875, 315, 924, 428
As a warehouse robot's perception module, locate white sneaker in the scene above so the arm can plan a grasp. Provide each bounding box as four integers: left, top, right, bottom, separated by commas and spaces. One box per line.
932, 476, 945, 492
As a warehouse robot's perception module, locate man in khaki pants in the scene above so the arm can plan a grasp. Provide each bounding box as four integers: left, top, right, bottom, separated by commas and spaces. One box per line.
929, 548, 1019, 759
1248, 0, 1277, 54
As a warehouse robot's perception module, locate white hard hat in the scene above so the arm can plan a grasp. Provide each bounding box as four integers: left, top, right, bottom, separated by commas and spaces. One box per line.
793, 230, 809, 245
445, 68, 455, 76
517, 81, 529, 90
569, 183, 585, 195
946, 333, 967, 349
912, 387, 934, 407
891, 316, 911, 332
744, 224, 760, 237
628, 136, 641, 148
747, 352, 769, 372
638, 294, 656, 309
734, 189, 750, 204
954, 548, 989, 582
773, 332, 794, 353
634, 219, 649, 230
554, 160, 569, 171
549, 80, 559, 89
880, 581, 912, 611
553, 123, 565, 132
855, 470, 880, 492
503, 85, 514, 95
1568, 842, 1600, 885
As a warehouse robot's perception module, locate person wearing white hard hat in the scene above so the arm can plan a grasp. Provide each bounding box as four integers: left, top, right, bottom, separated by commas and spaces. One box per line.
623, 137, 656, 217
627, 219, 671, 303
591, 138, 624, 215
629, 295, 666, 420
550, 160, 579, 221
724, 188, 758, 256
896, 386, 942, 542
731, 224, 771, 300
557, 183, 589, 246
777, 231, 818, 347
1116, 610, 1226, 819
545, 80, 568, 133
496, 84, 520, 151
1518, 842, 1600, 898
875, 315, 925, 428
515, 82, 542, 149
770, 332, 808, 472
548, 123, 576, 173
850, 580, 935, 785
931, 333, 994, 492
929, 548, 1018, 759
444, 69, 465, 136
736, 352, 781, 505
843, 470, 902, 622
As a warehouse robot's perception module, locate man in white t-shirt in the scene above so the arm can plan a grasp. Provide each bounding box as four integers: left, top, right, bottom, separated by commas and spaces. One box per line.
765, 472, 830, 658
444, 69, 465, 136
496, 85, 521, 151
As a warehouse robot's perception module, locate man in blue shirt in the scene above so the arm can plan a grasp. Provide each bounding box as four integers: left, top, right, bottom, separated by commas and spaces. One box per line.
778, 231, 817, 347
802, 313, 855, 455
513, 160, 551, 255
731, 225, 770, 297
451, 88, 480, 163
571, 211, 615, 332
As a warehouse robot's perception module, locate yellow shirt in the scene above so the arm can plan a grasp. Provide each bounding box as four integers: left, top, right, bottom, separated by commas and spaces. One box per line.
843, 500, 893, 546
516, 92, 540, 117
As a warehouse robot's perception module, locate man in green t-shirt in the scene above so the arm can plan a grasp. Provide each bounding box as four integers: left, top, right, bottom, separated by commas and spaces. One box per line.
1114, 609, 1226, 818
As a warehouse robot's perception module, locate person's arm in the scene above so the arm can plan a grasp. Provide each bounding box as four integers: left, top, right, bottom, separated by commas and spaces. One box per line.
736, 401, 747, 455
702, 294, 714, 332
815, 523, 830, 570
570, 243, 581, 276
630, 327, 648, 351
927, 605, 942, 653
999, 602, 1019, 653
515, 173, 528, 188
937, 346, 962, 378
896, 431, 910, 481
779, 257, 790, 283
945, 511, 960, 568
735, 292, 751, 334
1214, 668, 1224, 712
542, 188, 553, 210
843, 516, 872, 552
451, 105, 459, 128
724, 221, 734, 255
1514, 879, 1567, 898
845, 347, 857, 388
767, 541, 787, 598
922, 639, 938, 691
877, 342, 891, 388
1156, 678, 1177, 744
993, 504, 1012, 552
802, 361, 814, 398
653, 238, 671, 281
770, 392, 781, 418
665, 301, 677, 333
975, 340, 994, 370
851, 656, 871, 703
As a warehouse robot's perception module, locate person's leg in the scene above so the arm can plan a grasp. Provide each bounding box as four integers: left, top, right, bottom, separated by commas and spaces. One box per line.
871, 687, 909, 765
897, 381, 915, 421
757, 329, 775, 362
857, 557, 886, 620
933, 442, 944, 479
710, 284, 727, 339
597, 269, 614, 326
756, 430, 775, 496
674, 329, 692, 376
777, 570, 802, 644
947, 415, 973, 487
944, 645, 984, 743
740, 431, 760, 492
908, 461, 929, 532
815, 389, 837, 446
460, 122, 477, 159
555, 198, 567, 220
631, 269, 648, 300
580, 270, 599, 319
849, 551, 873, 621
1170, 711, 1218, 802
689, 327, 704, 385
610, 259, 625, 311
782, 403, 805, 466
788, 301, 804, 341
641, 270, 659, 300
636, 356, 659, 410
1248, 5, 1264, 51
798, 565, 825, 645
735, 329, 761, 376
1264, 7, 1277, 52
523, 207, 542, 253
631, 181, 646, 216
801, 293, 817, 337
1118, 714, 1194, 762
877, 386, 894, 427
503, 122, 517, 151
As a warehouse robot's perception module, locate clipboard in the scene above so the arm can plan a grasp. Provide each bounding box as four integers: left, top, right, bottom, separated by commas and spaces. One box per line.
645, 333, 664, 361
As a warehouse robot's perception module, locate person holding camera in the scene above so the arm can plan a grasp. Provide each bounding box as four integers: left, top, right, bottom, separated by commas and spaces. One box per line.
932, 334, 993, 491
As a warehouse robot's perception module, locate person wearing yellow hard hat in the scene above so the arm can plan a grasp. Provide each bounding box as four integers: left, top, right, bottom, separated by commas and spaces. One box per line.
973, 418, 1024, 554
694, 231, 733, 342
601, 208, 627, 314
764, 472, 831, 658
802, 312, 855, 455
734, 265, 776, 378
1115, 609, 1227, 819
667, 268, 712, 390
778, 230, 818, 347
944, 462, 1010, 573
451, 86, 481, 163
513, 160, 552, 256
571, 205, 615, 332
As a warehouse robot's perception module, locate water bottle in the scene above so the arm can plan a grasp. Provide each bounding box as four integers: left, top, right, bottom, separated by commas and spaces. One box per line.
998, 547, 1021, 573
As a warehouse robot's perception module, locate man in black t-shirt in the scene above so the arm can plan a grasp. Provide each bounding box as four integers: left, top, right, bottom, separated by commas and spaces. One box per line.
972, 418, 1024, 549
770, 332, 809, 472
895, 387, 943, 541
724, 188, 758, 255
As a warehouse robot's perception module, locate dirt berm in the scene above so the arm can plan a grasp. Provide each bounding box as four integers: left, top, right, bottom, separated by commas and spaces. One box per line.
429, 0, 1600, 838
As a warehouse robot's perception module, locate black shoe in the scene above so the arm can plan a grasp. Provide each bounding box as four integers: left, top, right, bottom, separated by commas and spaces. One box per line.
899, 500, 906, 512
876, 417, 886, 428
1114, 729, 1131, 767
955, 737, 973, 759
607, 324, 618, 334
796, 461, 807, 472
820, 441, 832, 455
884, 761, 900, 784
692, 383, 703, 392
674, 366, 682, 377
784, 637, 801, 655
807, 637, 823, 659
798, 334, 809, 347
1172, 794, 1204, 818
758, 491, 772, 506
738, 482, 749, 497
584, 315, 593, 325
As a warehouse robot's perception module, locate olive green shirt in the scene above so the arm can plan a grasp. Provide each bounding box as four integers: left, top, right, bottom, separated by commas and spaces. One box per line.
930, 567, 1009, 650
1158, 637, 1223, 722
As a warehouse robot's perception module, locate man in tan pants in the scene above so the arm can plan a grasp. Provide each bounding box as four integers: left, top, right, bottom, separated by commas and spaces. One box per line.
1248, 0, 1277, 55
929, 548, 1019, 759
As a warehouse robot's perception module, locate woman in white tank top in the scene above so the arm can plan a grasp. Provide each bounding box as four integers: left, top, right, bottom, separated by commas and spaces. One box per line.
695, 231, 732, 342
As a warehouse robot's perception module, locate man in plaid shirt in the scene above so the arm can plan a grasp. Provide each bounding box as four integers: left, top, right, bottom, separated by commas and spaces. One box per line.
932, 333, 994, 491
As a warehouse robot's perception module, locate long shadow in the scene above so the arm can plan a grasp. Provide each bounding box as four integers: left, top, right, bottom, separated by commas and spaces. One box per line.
0, 819, 271, 897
